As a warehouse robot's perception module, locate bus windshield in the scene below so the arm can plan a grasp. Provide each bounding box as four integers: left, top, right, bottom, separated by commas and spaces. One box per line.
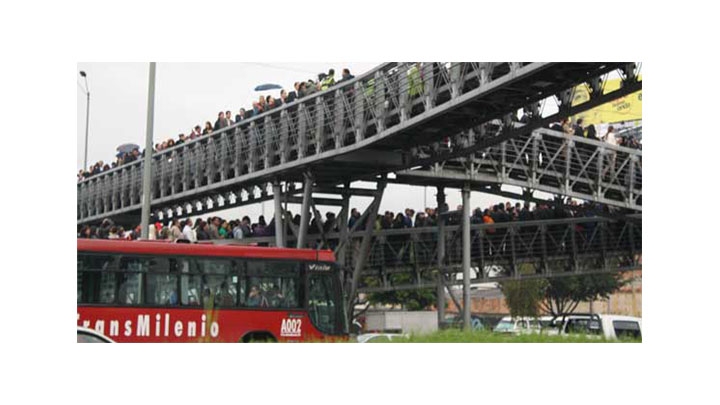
307, 270, 346, 336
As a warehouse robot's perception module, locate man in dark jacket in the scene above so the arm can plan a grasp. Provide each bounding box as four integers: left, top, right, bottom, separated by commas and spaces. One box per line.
235, 108, 246, 123
338, 68, 355, 83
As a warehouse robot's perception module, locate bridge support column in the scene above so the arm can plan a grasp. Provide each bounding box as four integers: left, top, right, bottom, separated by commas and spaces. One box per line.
273, 182, 284, 248
297, 173, 313, 248
436, 187, 446, 326
462, 184, 471, 330
347, 181, 386, 321
337, 187, 350, 280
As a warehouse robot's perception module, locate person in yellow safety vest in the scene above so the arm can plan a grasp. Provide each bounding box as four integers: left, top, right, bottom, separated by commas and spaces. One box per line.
321, 69, 335, 90
364, 77, 375, 99
408, 63, 423, 97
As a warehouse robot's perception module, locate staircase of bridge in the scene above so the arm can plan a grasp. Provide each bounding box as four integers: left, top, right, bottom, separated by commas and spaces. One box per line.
394, 127, 642, 211
77, 62, 641, 225
239, 214, 641, 293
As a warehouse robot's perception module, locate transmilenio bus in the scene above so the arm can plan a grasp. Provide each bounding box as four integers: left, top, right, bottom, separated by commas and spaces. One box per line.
77, 239, 347, 342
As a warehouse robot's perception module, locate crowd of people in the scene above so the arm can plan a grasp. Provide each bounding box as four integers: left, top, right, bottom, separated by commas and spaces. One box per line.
78, 198, 613, 242
78, 62, 641, 183
547, 117, 642, 150
77, 67, 356, 182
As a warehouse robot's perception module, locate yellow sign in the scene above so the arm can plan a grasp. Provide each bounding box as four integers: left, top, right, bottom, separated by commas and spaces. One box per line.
571, 77, 642, 126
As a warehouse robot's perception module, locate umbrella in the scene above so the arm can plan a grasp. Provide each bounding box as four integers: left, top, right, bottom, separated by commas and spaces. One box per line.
116, 143, 140, 154
254, 83, 283, 91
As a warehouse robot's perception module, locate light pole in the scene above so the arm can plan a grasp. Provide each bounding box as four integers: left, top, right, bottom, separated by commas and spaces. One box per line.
79, 71, 90, 171
141, 63, 156, 239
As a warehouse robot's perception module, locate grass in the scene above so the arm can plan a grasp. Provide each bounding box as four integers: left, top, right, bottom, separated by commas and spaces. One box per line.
369, 329, 641, 343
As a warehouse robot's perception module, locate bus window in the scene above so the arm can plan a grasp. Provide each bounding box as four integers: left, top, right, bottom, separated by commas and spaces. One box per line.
117, 256, 148, 305
245, 277, 298, 308
245, 261, 300, 308
181, 274, 202, 306
195, 259, 236, 308
117, 273, 142, 305
146, 257, 178, 306
77, 254, 117, 304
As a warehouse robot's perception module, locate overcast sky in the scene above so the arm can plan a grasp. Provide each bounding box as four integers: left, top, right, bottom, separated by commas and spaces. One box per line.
76, 62, 548, 223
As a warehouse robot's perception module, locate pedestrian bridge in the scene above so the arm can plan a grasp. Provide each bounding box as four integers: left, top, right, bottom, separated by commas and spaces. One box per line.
77, 62, 641, 225
395, 127, 642, 211
239, 214, 641, 293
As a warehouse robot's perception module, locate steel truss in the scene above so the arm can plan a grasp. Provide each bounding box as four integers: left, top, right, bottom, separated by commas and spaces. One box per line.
78, 62, 641, 225
395, 127, 642, 210
239, 214, 641, 293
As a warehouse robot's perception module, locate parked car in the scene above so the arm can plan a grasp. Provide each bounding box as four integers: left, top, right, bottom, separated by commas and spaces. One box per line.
356, 333, 409, 343
492, 316, 542, 335
551, 313, 641, 340
77, 326, 115, 343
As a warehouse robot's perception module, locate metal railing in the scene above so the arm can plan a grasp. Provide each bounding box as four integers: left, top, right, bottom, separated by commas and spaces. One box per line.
237, 214, 641, 292
397, 127, 642, 210
78, 62, 639, 224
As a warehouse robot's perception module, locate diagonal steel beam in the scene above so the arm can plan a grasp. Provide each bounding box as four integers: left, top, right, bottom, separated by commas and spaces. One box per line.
347, 180, 386, 317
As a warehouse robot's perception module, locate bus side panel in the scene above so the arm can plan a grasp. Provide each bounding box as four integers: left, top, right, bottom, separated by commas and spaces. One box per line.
77, 306, 328, 343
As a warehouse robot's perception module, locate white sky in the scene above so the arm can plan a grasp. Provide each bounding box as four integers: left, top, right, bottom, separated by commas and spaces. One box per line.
76, 62, 558, 223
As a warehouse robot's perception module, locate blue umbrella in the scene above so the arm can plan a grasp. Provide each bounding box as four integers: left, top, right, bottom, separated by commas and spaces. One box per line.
254, 83, 283, 91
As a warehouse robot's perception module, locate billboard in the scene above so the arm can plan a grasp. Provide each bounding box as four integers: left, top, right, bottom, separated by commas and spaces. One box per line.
571, 77, 642, 127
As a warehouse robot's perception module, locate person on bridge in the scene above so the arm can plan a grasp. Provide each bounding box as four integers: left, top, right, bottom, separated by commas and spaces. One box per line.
209, 217, 221, 239
321, 69, 335, 90
602, 125, 618, 178
603, 125, 618, 147
404, 209, 415, 227
235, 108, 247, 123
339, 68, 354, 83
297, 81, 308, 98
195, 220, 210, 240
213, 112, 227, 131
170, 219, 184, 242
190, 125, 202, 139
573, 118, 585, 137
408, 63, 423, 98
203, 121, 213, 135
586, 124, 598, 141
182, 219, 196, 242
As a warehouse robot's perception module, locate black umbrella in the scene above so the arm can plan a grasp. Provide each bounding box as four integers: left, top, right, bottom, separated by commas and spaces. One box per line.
116, 143, 140, 154
254, 83, 283, 91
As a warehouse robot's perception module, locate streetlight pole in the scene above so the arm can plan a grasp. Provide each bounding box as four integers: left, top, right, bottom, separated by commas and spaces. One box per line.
79, 71, 90, 171
141, 62, 156, 239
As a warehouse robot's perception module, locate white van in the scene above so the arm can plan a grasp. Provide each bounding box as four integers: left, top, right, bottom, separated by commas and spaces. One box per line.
493, 316, 542, 335
552, 314, 642, 340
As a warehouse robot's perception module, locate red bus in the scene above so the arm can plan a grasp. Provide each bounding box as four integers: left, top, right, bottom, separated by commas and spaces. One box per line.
77, 239, 348, 342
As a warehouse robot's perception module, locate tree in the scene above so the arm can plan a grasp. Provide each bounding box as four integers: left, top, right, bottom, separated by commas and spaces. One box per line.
539, 273, 627, 316
364, 273, 436, 311
499, 278, 547, 318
